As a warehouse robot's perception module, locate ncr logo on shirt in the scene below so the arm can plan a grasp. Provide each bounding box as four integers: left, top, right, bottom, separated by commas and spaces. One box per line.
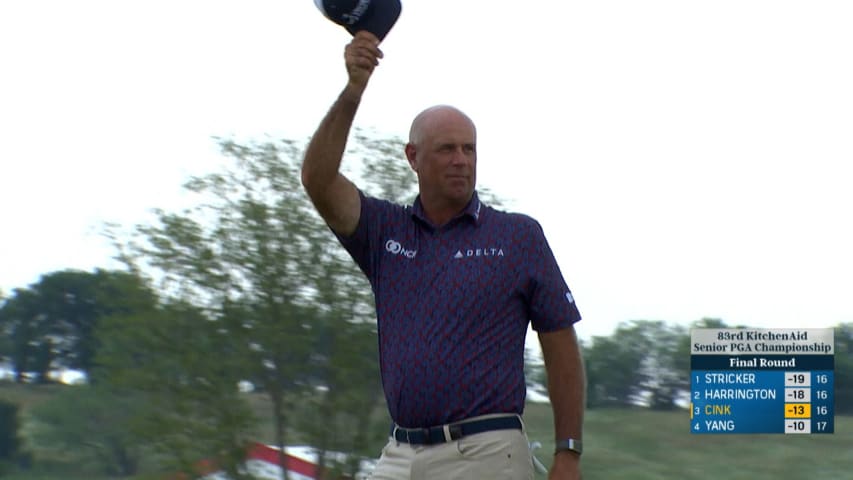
453, 247, 505, 259
385, 239, 417, 259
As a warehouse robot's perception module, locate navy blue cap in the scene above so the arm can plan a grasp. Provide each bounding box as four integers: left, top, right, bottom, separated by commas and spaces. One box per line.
314, 0, 401, 41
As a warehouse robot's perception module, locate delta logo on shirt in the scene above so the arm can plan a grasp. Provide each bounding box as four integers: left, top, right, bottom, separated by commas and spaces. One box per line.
453, 247, 505, 259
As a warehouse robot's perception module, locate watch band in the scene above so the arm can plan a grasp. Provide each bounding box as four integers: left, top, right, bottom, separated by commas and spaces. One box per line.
555, 438, 583, 455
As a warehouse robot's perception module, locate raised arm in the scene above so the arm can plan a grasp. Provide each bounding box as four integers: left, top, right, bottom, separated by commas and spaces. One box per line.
301, 31, 383, 236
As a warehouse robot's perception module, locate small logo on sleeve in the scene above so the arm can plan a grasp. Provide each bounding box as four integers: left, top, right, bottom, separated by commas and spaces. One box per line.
565, 292, 575, 303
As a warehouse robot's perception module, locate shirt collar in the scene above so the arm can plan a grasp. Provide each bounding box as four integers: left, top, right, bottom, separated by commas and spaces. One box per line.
412, 191, 483, 227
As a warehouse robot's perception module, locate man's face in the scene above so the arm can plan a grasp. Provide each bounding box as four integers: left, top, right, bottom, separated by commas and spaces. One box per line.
408, 111, 477, 205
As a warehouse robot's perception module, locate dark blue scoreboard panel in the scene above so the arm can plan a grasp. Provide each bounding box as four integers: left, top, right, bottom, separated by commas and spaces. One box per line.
691, 328, 834, 434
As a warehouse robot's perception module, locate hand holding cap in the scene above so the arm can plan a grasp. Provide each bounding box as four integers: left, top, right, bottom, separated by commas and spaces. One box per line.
314, 0, 402, 41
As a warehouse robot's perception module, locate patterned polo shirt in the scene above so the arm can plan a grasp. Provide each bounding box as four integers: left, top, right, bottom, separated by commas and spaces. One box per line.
334, 190, 581, 428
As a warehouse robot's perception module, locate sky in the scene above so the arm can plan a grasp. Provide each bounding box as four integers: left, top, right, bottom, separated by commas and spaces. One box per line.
1, 0, 851, 342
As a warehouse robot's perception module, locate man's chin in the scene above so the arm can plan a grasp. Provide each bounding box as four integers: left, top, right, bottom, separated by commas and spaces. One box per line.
447, 188, 474, 205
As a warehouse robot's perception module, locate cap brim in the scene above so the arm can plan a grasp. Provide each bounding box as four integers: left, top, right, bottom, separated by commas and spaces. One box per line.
344, 0, 401, 41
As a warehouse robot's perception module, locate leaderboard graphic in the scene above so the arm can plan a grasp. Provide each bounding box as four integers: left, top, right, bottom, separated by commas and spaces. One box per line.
691, 328, 834, 434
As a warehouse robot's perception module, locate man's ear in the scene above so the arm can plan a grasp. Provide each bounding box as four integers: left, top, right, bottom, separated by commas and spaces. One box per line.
404, 143, 418, 171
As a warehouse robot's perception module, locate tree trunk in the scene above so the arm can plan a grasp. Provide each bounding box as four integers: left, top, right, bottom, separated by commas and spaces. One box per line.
270, 388, 289, 480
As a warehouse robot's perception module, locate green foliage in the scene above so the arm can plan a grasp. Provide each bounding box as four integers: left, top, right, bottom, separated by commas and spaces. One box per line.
95, 304, 257, 477
585, 320, 691, 409
0, 269, 158, 382
691, 317, 731, 329
835, 323, 852, 414
101, 131, 433, 474
0, 288, 49, 383
638, 320, 689, 410
27, 385, 142, 476
585, 333, 645, 407
292, 318, 387, 476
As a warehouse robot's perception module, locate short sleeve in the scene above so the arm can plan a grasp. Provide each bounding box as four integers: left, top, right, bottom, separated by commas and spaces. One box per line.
525, 220, 582, 332
332, 190, 403, 283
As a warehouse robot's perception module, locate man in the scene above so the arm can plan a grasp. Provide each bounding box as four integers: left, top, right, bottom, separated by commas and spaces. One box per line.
301, 30, 585, 480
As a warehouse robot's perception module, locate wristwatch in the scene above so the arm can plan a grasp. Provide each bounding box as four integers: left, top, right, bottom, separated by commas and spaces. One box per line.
555, 438, 583, 455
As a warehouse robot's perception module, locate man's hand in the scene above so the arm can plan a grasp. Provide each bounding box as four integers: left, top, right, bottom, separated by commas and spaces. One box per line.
344, 31, 383, 97
549, 451, 581, 480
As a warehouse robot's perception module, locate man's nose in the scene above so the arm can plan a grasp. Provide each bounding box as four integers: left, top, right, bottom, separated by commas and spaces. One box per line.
450, 148, 469, 165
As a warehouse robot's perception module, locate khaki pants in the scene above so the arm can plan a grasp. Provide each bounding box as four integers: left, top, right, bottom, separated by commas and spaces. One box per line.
369, 416, 535, 480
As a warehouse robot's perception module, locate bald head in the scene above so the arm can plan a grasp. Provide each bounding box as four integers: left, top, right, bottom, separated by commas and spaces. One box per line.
403, 104, 478, 224
408, 105, 476, 147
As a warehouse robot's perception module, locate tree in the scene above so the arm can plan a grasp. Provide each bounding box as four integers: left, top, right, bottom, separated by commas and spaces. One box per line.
95, 304, 257, 478
636, 321, 689, 410
0, 269, 158, 382
104, 130, 429, 476
584, 320, 690, 409
292, 317, 386, 477
0, 286, 54, 383
584, 331, 648, 408
690, 317, 730, 330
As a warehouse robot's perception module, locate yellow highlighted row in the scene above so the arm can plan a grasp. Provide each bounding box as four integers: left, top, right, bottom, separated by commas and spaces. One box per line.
689, 402, 812, 419
785, 403, 811, 418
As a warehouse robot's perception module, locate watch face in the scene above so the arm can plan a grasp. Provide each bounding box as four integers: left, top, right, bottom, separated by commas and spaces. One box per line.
557, 439, 582, 454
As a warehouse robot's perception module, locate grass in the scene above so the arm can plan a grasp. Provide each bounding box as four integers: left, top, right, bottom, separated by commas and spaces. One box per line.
2, 384, 851, 479
0, 383, 65, 410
